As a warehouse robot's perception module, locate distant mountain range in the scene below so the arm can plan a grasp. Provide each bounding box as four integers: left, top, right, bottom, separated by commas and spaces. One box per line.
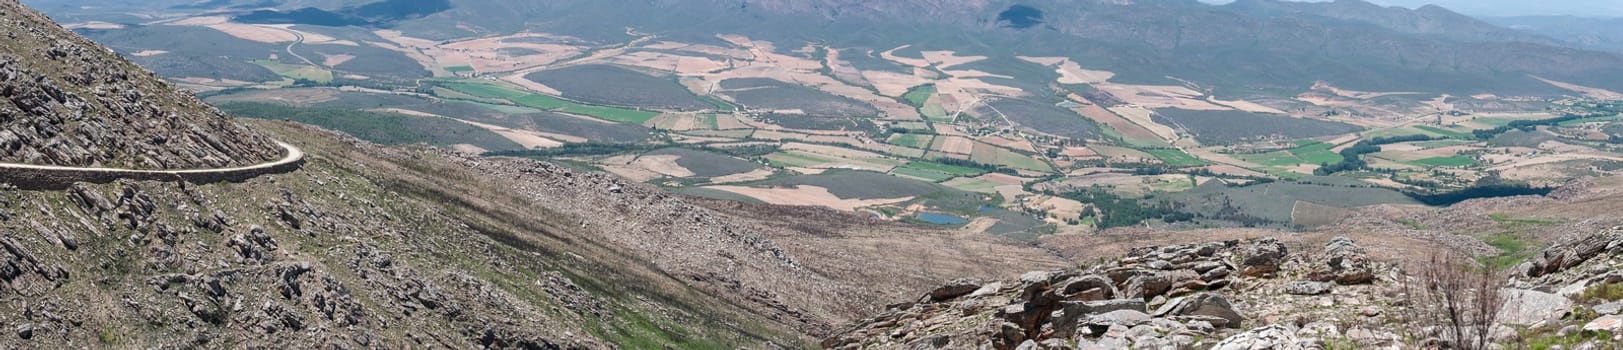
27, 0, 1623, 98
424, 0, 1623, 97
1488, 15, 1623, 53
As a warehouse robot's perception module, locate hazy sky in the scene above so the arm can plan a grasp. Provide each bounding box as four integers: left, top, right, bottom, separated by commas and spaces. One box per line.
1202, 0, 1623, 18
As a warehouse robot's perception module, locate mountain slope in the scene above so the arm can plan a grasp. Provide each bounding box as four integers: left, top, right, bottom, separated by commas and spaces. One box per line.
1224, 0, 1557, 45
0, 118, 1064, 347
0, 0, 281, 169
0, 0, 1067, 347
1489, 15, 1623, 53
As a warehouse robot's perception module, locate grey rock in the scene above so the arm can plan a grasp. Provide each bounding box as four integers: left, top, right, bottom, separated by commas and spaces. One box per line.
1213, 324, 1304, 350
1147, 260, 1173, 270
1057, 275, 1117, 301
926, 278, 982, 302
1087, 309, 1152, 327
1284, 281, 1333, 296
1499, 288, 1573, 325
1594, 301, 1623, 315
1014, 339, 1039, 350
1239, 238, 1287, 278
1156, 293, 1243, 328
1524, 232, 1622, 278
1308, 237, 1375, 285
1585, 315, 1623, 333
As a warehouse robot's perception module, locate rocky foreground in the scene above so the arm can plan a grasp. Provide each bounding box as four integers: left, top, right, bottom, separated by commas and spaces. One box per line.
829, 232, 1623, 349
0, 0, 281, 169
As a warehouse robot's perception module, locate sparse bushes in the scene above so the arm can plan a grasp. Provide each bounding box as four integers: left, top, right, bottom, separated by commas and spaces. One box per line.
1578, 282, 1623, 304
1398, 254, 1506, 350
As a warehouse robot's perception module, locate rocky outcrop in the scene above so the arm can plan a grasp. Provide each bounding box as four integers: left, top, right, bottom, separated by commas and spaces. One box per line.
827, 238, 1294, 349
1212, 324, 1305, 350
0, 0, 280, 170
1239, 238, 1287, 278
1520, 230, 1622, 279
824, 235, 1484, 349
1307, 237, 1375, 285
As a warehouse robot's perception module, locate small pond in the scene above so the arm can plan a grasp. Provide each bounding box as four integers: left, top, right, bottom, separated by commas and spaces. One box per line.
918, 213, 968, 225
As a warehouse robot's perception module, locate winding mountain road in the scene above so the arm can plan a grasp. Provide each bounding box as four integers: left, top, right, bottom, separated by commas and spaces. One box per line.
0, 141, 305, 190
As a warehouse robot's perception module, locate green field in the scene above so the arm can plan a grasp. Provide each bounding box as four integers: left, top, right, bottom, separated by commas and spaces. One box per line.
1237, 143, 1341, 167
764, 152, 835, 168
445, 65, 475, 73
1364, 126, 1448, 139
1413, 125, 1475, 139
1144, 148, 1206, 167
1405, 155, 1477, 167
252, 60, 332, 83
904, 162, 986, 176
921, 104, 951, 123
441, 82, 529, 99
902, 84, 953, 122
902, 84, 936, 107
441, 82, 659, 123
702, 114, 720, 129
510, 95, 659, 123
890, 167, 956, 182
942, 177, 1001, 193
970, 143, 1052, 172
1287, 141, 1334, 155
700, 95, 738, 111
886, 133, 934, 149
1558, 115, 1622, 126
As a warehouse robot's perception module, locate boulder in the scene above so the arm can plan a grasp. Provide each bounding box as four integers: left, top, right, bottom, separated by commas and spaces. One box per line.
1308, 237, 1374, 285
1213, 324, 1305, 350
1154, 293, 1243, 328
1239, 238, 1287, 278
1594, 302, 1623, 315
1584, 315, 1623, 333
1498, 288, 1573, 325
1522, 232, 1621, 278
1087, 309, 1152, 327
1283, 281, 1333, 296
1057, 275, 1117, 301
1054, 299, 1147, 337
1121, 273, 1172, 299
926, 278, 982, 302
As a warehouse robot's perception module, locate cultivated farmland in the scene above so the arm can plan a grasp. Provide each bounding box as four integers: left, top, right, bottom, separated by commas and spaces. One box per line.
525, 64, 711, 111
1152, 109, 1362, 145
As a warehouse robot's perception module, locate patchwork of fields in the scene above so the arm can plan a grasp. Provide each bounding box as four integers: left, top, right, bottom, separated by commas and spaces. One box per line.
157, 16, 1623, 237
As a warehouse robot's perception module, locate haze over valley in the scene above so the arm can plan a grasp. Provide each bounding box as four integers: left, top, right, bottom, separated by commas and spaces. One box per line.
1, 0, 1622, 348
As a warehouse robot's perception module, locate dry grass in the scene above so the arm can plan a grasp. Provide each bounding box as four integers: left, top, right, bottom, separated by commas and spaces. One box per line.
1095, 83, 1228, 110
1532, 76, 1623, 100
1017, 56, 1113, 85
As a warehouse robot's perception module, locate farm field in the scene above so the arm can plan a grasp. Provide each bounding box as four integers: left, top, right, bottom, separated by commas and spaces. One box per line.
165, 19, 1623, 236
440, 82, 660, 123
1406, 155, 1478, 167
889, 132, 941, 149
252, 60, 333, 83
969, 142, 1052, 172
525, 64, 711, 111
1413, 125, 1475, 139
1143, 149, 1206, 167
1151, 108, 1362, 145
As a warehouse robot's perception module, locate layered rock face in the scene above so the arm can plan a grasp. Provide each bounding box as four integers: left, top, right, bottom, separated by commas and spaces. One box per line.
825, 237, 1422, 349
0, 0, 279, 170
